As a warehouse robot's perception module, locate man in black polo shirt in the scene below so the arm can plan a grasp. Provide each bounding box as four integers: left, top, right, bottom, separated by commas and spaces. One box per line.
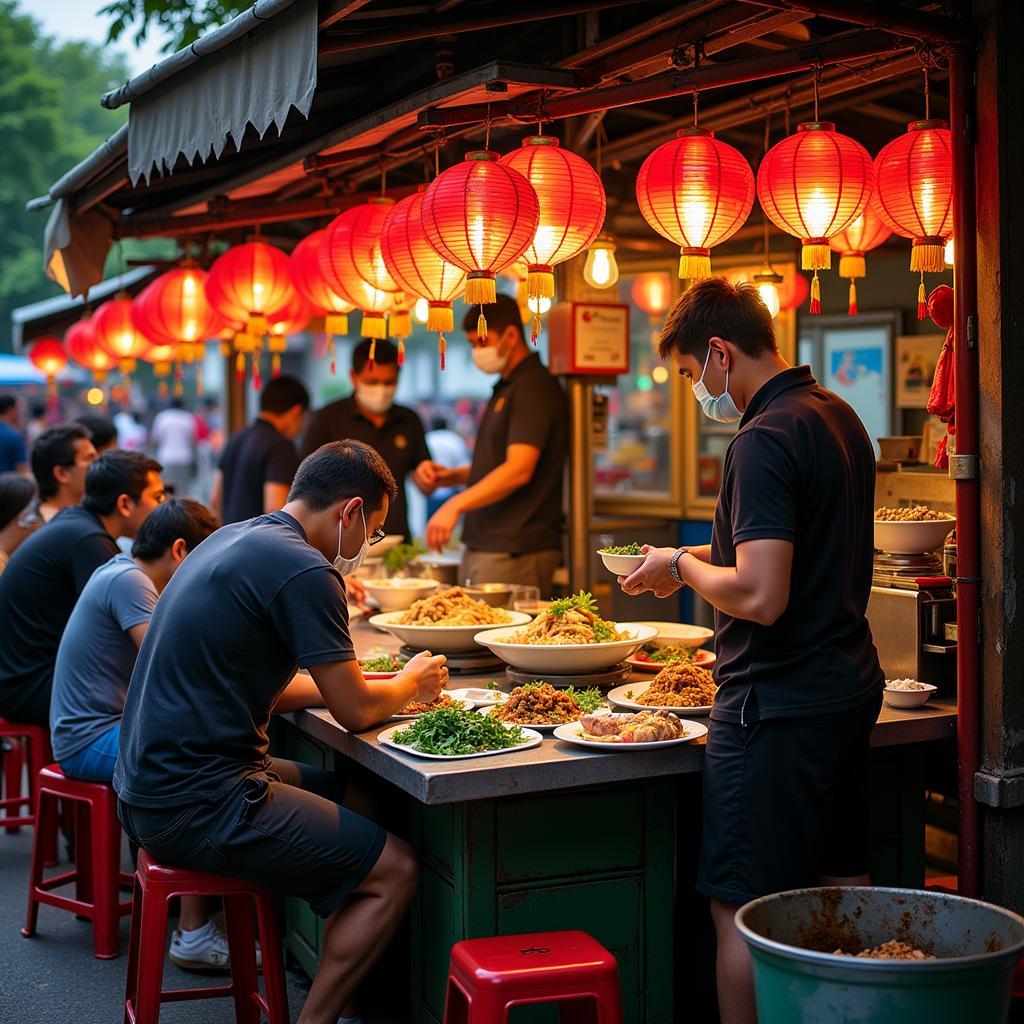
0, 450, 165, 726
300, 340, 437, 541
211, 375, 309, 525
425, 295, 567, 593
620, 279, 883, 1024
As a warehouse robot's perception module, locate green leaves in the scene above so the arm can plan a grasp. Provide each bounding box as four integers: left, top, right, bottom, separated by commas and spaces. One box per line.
549, 590, 600, 619
563, 686, 605, 714
382, 540, 425, 576
598, 542, 643, 555
99, 0, 244, 53
391, 707, 525, 755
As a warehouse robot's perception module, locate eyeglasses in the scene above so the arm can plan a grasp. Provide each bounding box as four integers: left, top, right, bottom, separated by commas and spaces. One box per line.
368, 526, 388, 546
16, 499, 42, 529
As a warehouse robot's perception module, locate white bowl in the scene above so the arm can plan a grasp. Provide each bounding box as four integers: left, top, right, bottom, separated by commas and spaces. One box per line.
598, 550, 647, 575
635, 621, 715, 649
474, 622, 659, 673
361, 577, 439, 612
369, 609, 532, 652
883, 682, 938, 708
874, 517, 955, 554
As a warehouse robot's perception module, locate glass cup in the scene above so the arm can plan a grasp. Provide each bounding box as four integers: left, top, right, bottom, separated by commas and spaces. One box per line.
511, 585, 553, 616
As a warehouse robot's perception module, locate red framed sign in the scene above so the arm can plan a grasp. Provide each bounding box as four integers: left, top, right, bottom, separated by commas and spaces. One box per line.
547, 301, 631, 376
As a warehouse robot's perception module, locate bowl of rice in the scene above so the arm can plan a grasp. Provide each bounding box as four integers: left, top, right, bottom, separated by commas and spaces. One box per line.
883, 678, 938, 708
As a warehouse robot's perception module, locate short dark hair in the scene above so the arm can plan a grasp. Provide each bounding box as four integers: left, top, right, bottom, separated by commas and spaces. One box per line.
0, 396, 16, 417
260, 375, 310, 415
74, 414, 117, 451
29, 400, 46, 419
657, 278, 777, 362
31, 424, 92, 499
131, 498, 218, 560
82, 450, 163, 516
461, 293, 524, 338
289, 440, 397, 513
352, 339, 399, 374
0, 473, 36, 532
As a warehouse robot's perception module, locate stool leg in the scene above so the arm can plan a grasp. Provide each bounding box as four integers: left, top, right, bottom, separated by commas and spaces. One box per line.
123, 876, 143, 1024
442, 978, 470, 1024
223, 893, 260, 1024
75, 800, 94, 906
462, 989, 511, 1024
3, 739, 23, 833
32, 739, 59, 867
21, 788, 56, 938
254, 893, 289, 1024
91, 795, 121, 959
592, 978, 624, 1024
559, 996, 599, 1024
131, 888, 170, 1024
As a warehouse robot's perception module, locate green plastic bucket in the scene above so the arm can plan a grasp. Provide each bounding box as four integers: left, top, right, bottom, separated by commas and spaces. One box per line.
735, 887, 1024, 1024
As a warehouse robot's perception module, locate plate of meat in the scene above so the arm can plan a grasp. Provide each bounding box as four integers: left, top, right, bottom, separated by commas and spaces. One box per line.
553, 708, 707, 749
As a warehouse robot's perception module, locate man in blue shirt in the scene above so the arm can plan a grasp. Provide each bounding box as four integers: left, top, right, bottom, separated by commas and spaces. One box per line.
0, 396, 28, 474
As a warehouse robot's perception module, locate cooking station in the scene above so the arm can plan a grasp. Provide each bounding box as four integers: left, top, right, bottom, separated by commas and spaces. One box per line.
273, 615, 957, 1024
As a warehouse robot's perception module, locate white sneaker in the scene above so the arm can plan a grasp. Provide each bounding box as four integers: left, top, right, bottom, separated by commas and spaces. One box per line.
169, 922, 262, 973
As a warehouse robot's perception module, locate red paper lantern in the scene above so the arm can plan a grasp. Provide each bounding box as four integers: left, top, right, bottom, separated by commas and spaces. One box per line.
131, 266, 217, 358
828, 200, 893, 315
757, 122, 873, 312
779, 272, 810, 312
501, 135, 606, 300
65, 317, 116, 381
420, 151, 539, 331
636, 128, 755, 280
93, 296, 153, 372
873, 119, 953, 283
29, 337, 67, 378
266, 293, 313, 377
631, 273, 672, 316
381, 190, 467, 369
205, 241, 296, 335
320, 204, 397, 342
289, 230, 354, 338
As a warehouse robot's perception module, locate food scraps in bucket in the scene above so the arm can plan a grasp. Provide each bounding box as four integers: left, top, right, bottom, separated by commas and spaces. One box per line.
832, 940, 934, 960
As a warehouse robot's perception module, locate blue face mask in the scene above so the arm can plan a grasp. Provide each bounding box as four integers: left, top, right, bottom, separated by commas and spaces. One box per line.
691, 347, 742, 423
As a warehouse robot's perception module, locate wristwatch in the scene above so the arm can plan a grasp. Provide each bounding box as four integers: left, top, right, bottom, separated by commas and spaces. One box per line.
668, 547, 690, 585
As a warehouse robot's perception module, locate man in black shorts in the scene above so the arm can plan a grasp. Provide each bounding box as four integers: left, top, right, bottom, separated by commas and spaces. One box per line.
115, 440, 448, 1024
619, 279, 884, 1024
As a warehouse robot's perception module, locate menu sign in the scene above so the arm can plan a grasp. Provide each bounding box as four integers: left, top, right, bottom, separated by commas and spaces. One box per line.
548, 302, 630, 376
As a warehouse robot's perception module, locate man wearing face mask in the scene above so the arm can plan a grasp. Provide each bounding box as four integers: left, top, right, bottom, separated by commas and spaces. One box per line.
116, 440, 448, 1024
425, 295, 568, 593
300, 339, 439, 542
619, 279, 883, 1024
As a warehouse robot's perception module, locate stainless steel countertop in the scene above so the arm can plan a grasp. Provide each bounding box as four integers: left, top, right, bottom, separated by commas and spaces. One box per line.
283, 613, 957, 806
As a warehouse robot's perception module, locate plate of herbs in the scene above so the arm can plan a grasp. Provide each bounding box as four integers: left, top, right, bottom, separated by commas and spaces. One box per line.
377, 707, 543, 760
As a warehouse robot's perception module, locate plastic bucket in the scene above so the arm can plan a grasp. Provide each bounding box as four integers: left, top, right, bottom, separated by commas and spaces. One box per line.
735, 886, 1024, 1024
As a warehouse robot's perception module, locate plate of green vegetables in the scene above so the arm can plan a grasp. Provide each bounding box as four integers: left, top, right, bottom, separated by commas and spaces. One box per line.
377, 707, 543, 760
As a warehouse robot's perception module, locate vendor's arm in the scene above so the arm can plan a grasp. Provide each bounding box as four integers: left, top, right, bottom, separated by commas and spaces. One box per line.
208, 470, 223, 521
262, 440, 300, 514
425, 444, 540, 550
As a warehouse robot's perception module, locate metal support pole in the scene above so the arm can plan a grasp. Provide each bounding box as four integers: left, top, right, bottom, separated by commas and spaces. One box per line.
567, 378, 593, 594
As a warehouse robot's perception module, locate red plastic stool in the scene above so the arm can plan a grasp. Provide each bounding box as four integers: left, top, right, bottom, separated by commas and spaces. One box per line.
0, 720, 52, 842
22, 764, 133, 957
123, 850, 289, 1024
443, 931, 624, 1023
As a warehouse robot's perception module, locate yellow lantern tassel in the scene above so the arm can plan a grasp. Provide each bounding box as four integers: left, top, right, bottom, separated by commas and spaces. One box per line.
397, 339, 405, 366
327, 337, 336, 375
325, 313, 348, 336
235, 352, 245, 381
527, 267, 555, 299
678, 248, 712, 280
368, 338, 377, 368
220, 340, 232, 358
911, 239, 946, 274
272, 352, 281, 377
196, 364, 203, 396
252, 354, 263, 392
389, 308, 412, 339
465, 271, 496, 306
477, 308, 488, 340
809, 271, 822, 315
248, 313, 267, 336
427, 302, 454, 333
917, 275, 927, 320
531, 312, 542, 344
158, 380, 169, 399
839, 253, 866, 279
802, 242, 832, 272
848, 279, 858, 317
361, 312, 388, 340
439, 333, 447, 371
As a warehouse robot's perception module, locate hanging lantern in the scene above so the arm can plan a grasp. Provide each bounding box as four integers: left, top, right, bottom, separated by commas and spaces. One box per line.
501, 135, 605, 337
65, 316, 115, 382
631, 273, 672, 316
93, 295, 153, 374
420, 150, 539, 336
779, 272, 810, 313
132, 264, 218, 345
205, 241, 296, 336
140, 341, 179, 398
828, 200, 893, 315
381, 190, 467, 370
636, 128, 755, 281
388, 296, 413, 364
757, 122, 873, 313
289, 229, 354, 375
583, 235, 619, 289
266, 293, 313, 377
29, 337, 67, 403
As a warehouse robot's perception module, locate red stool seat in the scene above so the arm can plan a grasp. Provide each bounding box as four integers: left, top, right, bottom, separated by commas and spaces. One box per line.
443, 930, 624, 1023
0, 718, 51, 834
123, 849, 289, 1024
22, 764, 133, 958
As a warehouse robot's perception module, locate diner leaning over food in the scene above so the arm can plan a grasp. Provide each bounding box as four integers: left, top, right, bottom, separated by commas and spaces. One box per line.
618, 278, 884, 1024
115, 440, 449, 1024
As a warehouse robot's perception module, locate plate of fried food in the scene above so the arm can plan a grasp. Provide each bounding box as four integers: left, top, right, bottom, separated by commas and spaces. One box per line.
626, 643, 716, 673
478, 681, 606, 732
475, 591, 657, 672
608, 660, 718, 715
553, 708, 707, 749
389, 691, 474, 720
370, 586, 532, 652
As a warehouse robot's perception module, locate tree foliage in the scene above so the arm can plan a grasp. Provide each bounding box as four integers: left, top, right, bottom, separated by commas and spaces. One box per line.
100, 0, 246, 53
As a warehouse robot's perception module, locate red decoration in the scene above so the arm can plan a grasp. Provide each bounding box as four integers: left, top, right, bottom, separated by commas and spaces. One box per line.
874, 120, 952, 275
381, 190, 467, 369
828, 200, 893, 316
757, 122, 873, 313
501, 135, 606, 304
131, 266, 217, 354
779, 272, 810, 312
266, 293, 313, 377
630, 273, 672, 316
93, 295, 153, 372
204, 241, 296, 335
289, 230, 354, 337
28, 337, 67, 377
926, 284, 955, 469
420, 151, 539, 333
636, 128, 754, 280
65, 317, 115, 380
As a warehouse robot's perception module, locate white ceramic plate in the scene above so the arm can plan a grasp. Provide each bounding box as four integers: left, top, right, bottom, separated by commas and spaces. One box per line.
597, 550, 646, 575
625, 649, 717, 673
377, 722, 543, 759
635, 621, 715, 649
476, 705, 570, 733
553, 717, 708, 750
369, 609, 532, 652
447, 686, 509, 706
607, 683, 713, 716
474, 622, 658, 673
389, 697, 474, 721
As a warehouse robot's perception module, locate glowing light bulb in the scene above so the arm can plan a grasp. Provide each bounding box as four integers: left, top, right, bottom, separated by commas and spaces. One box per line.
528, 295, 552, 315
413, 297, 429, 324
651, 365, 669, 385
583, 236, 619, 289
86, 387, 104, 406
944, 238, 954, 266
804, 188, 833, 238
752, 268, 783, 319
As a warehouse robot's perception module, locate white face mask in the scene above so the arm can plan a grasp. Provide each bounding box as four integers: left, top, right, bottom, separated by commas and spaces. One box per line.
354, 383, 396, 415
472, 345, 508, 375
691, 347, 742, 423
334, 506, 369, 576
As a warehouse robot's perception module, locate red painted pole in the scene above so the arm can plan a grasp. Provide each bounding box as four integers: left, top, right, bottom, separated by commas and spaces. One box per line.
949, 46, 981, 898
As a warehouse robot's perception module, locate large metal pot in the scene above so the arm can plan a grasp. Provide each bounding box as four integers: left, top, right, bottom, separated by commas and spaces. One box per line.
418, 555, 460, 586
735, 886, 1024, 1024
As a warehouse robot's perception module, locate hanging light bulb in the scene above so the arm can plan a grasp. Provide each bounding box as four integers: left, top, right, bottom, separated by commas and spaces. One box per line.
944, 238, 954, 266
751, 269, 783, 318
413, 296, 430, 324
528, 295, 552, 315
583, 235, 619, 289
